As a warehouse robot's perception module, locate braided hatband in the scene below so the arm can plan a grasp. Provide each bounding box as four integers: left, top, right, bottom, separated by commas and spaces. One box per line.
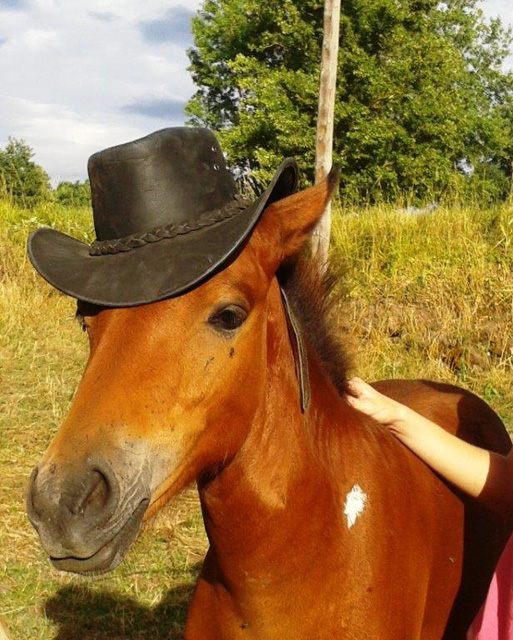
89, 194, 252, 256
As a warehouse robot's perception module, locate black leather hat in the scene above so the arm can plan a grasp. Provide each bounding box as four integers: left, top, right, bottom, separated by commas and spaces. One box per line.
27, 127, 298, 307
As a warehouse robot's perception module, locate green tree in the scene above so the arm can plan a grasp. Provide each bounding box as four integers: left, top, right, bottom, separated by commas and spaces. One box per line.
186, 0, 513, 203
54, 180, 91, 207
0, 138, 51, 208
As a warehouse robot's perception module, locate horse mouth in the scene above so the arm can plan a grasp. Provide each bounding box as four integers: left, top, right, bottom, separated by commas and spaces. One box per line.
49, 499, 149, 576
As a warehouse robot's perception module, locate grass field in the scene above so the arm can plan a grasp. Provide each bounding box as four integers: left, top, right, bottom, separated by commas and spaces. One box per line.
1, 199, 512, 638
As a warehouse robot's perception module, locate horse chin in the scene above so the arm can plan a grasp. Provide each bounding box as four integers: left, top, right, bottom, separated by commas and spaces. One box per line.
49, 499, 149, 576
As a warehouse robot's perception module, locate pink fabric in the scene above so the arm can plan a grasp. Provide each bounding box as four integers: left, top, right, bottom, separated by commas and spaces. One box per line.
467, 533, 513, 639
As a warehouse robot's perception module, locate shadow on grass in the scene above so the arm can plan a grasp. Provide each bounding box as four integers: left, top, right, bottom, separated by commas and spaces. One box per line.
44, 571, 200, 639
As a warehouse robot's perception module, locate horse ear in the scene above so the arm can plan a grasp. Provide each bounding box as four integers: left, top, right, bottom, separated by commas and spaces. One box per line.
256, 167, 340, 271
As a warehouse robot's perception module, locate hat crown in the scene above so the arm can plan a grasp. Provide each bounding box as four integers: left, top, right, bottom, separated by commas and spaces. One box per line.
87, 127, 237, 242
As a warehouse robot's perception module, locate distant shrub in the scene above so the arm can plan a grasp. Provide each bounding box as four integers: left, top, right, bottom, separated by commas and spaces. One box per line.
0, 138, 51, 209
54, 180, 91, 208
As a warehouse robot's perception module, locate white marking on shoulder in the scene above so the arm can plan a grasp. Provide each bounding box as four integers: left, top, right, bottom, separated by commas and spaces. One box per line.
343, 485, 367, 529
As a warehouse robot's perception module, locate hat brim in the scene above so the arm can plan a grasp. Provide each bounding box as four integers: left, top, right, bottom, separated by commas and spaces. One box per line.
28, 159, 298, 307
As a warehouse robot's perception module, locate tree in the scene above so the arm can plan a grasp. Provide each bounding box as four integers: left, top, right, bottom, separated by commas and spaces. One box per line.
186, 0, 513, 203
0, 138, 51, 208
54, 180, 91, 207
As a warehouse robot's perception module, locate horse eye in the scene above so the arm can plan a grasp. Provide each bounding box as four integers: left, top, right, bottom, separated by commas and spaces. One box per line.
208, 305, 248, 333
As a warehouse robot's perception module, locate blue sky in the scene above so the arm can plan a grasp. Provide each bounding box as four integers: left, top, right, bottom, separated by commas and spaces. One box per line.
0, 0, 511, 183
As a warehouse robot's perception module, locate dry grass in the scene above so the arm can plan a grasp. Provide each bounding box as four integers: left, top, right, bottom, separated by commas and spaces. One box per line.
0, 200, 512, 638
331, 203, 513, 426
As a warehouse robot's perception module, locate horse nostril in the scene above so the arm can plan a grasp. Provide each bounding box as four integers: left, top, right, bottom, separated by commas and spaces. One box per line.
67, 462, 120, 525
27, 458, 121, 532
73, 469, 111, 517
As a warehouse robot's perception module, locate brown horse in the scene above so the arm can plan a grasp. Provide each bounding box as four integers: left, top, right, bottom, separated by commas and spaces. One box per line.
27, 176, 511, 639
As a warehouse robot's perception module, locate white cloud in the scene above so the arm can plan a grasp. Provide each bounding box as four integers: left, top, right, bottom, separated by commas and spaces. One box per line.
0, 95, 145, 183
17, 28, 59, 51
0, 0, 202, 182
0, 0, 511, 183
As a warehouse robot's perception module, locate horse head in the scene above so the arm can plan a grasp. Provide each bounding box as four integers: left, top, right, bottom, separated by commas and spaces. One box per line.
27, 173, 338, 575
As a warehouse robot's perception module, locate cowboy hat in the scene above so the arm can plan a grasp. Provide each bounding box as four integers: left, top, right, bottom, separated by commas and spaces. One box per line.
27, 127, 298, 307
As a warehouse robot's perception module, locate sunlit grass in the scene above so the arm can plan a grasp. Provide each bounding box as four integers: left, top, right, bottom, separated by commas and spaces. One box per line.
329, 202, 513, 426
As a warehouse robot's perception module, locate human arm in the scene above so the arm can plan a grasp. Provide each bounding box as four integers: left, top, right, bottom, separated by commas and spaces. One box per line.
346, 377, 513, 517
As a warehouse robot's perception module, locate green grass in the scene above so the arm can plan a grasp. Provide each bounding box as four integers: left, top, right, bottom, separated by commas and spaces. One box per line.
1, 199, 512, 638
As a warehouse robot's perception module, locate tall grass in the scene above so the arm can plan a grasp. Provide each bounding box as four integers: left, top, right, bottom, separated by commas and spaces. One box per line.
330, 203, 513, 423
0, 200, 512, 638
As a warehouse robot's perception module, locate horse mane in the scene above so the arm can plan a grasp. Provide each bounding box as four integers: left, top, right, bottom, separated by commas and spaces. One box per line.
278, 255, 352, 395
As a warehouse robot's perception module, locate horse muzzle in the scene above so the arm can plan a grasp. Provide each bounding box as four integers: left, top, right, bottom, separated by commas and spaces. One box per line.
26, 454, 151, 575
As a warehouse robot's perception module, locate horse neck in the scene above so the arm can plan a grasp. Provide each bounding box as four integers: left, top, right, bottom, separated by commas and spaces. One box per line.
198, 280, 354, 584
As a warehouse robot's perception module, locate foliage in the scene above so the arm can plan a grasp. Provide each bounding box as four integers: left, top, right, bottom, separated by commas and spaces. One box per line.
0, 138, 51, 208
54, 180, 91, 208
0, 139, 91, 209
187, 0, 513, 203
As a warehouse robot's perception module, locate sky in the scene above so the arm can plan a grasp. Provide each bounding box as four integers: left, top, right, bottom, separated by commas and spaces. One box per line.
0, 0, 511, 184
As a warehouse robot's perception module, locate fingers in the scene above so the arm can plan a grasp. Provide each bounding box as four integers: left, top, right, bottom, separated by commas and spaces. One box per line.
346, 377, 391, 419
346, 394, 364, 412
347, 377, 372, 398
346, 377, 374, 414
349, 378, 410, 427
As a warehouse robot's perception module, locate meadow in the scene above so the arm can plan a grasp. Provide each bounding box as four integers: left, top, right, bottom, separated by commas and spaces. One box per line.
0, 199, 512, 639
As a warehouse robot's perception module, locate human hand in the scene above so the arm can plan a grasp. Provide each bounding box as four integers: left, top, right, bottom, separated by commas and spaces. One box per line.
346, 377, 409, 434
348, 380, 503, 510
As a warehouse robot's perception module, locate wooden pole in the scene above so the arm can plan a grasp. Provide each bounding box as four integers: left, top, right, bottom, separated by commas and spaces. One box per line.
311, 0, 341, 269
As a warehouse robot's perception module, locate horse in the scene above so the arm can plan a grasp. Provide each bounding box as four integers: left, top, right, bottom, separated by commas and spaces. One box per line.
27, 174, 511, 639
